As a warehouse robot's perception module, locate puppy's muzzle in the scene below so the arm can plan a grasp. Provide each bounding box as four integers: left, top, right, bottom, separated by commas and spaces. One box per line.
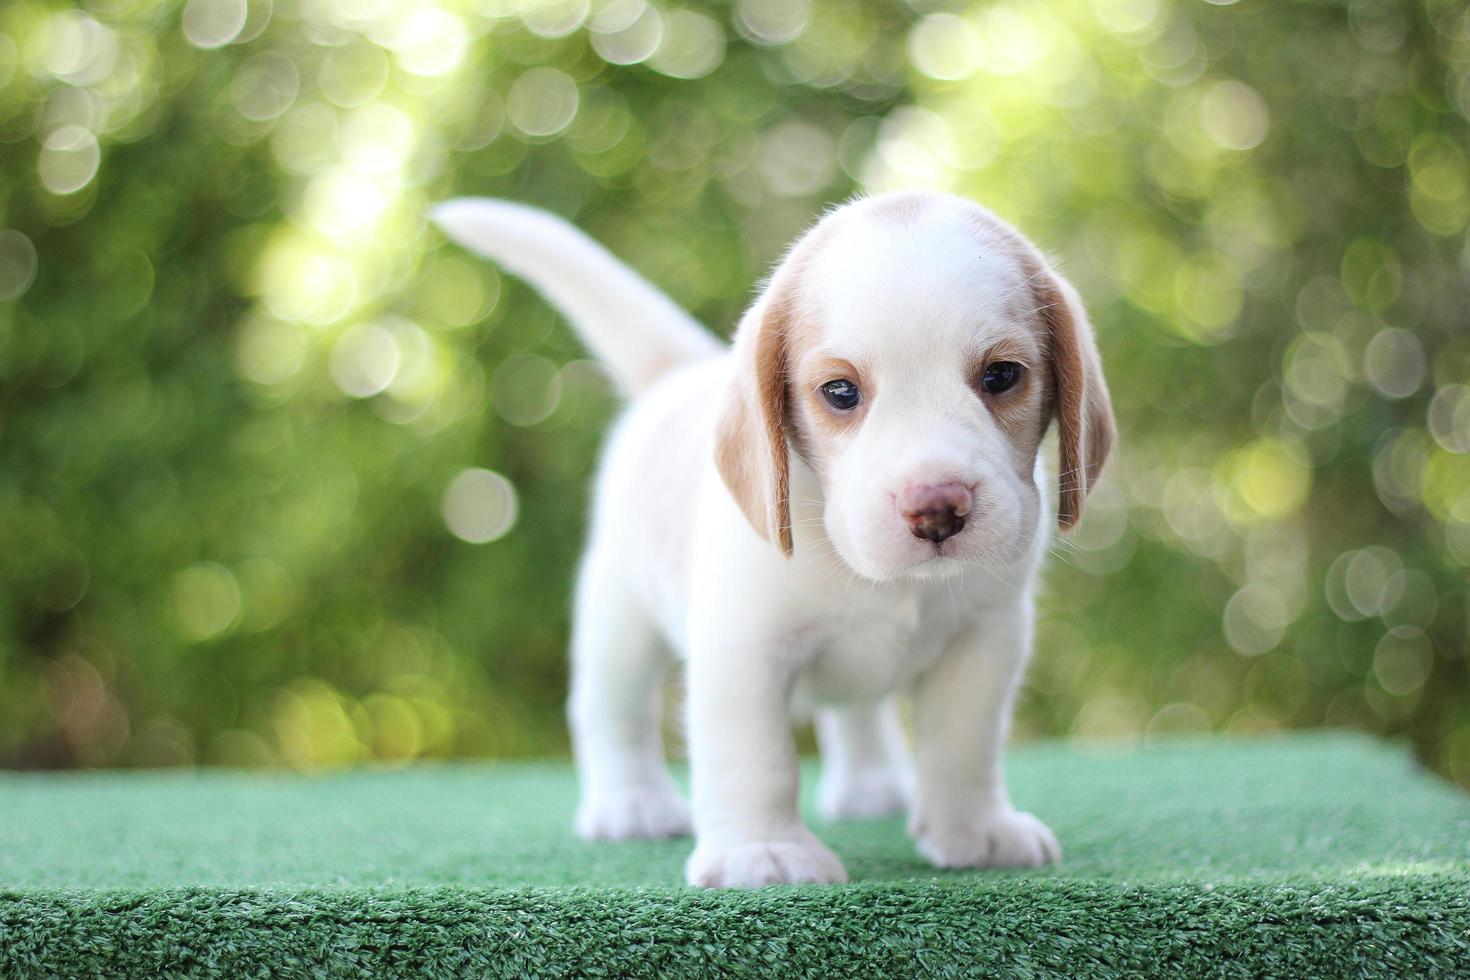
898, 482, 971, 544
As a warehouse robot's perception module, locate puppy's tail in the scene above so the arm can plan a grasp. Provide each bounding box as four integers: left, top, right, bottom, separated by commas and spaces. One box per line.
430, 198, 723, 395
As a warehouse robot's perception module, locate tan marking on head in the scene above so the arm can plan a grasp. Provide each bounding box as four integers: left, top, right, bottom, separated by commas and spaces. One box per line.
714, 219, 841, 554
954, 201, 1116, 527
714, 293, 793, 553
794, 350, 869, 450
1034, 272, 1114, 528
969, 341, 1050, 467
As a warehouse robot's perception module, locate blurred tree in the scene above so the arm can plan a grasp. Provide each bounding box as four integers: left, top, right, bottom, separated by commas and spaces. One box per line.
0, 0, 1466, 782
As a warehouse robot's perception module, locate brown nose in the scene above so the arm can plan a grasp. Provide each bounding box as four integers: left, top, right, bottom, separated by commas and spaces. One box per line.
898, 482, 972, 544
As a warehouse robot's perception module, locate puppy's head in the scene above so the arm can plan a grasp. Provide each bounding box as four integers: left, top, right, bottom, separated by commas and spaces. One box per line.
716, 191, 1114, 581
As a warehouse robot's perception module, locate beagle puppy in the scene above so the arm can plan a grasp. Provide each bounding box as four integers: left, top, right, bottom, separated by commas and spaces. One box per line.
433, 191, 1114, 888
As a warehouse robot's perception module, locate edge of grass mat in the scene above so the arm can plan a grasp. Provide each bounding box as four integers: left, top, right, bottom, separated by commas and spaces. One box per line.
5, 876, 1469, 978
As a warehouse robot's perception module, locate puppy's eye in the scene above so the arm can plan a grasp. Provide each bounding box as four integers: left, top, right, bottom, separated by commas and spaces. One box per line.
980, 361, 1023, 394
820, 379, 861, 411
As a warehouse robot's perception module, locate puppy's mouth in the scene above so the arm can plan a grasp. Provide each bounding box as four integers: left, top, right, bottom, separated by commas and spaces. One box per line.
897, 553, 966, 581
882, 535, 971, 580
890, 522, 1034, 578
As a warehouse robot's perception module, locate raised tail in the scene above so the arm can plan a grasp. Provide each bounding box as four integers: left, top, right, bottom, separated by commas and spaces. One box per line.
430, 198, 724, 395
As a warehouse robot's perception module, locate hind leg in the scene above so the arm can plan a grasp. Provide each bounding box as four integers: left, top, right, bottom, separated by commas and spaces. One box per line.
815, 698, 914, 822
568, 548, 690, 840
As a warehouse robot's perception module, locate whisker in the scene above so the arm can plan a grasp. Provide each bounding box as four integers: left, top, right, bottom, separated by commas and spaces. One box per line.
1046, 548, 1075, 567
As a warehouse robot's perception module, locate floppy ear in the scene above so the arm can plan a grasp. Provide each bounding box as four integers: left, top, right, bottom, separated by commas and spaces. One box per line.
715, 290, 793, 556
1036, 271, 1115, 531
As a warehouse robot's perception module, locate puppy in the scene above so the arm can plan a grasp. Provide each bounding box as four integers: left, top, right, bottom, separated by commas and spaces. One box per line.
432, 191, 1114, 888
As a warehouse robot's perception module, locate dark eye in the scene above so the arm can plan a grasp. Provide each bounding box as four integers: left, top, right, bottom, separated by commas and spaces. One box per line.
820, 379, 861, 411
980, 361, 1022, 394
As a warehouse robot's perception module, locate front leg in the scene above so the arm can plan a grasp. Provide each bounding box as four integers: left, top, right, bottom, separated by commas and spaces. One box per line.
909, 599, 1060, 869
683, 631, 847, 888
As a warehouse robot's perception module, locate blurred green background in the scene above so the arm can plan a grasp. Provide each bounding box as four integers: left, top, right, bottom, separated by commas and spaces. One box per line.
2, 0, 1468, 782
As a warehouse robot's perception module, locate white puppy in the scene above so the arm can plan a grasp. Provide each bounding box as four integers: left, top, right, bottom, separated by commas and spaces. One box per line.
432, 191, 1114, 888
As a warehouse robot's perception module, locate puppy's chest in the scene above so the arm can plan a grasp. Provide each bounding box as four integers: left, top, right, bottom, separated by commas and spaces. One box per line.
793, 591, 956, 706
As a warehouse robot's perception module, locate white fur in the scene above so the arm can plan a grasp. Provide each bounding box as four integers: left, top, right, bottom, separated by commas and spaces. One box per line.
433, 194, 1070, 888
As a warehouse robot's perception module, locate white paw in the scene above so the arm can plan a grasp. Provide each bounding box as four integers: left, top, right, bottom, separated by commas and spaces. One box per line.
911, 806, 1061, 869
685, 835, 848, 888
576, 786, 691, 841
817, 766, 912, 822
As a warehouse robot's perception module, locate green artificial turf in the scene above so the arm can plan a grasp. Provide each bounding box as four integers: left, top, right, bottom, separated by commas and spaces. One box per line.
2, 733, 1468, 977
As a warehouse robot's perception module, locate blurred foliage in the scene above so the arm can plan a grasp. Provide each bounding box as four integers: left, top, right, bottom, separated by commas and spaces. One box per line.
1, 0, 1468, 781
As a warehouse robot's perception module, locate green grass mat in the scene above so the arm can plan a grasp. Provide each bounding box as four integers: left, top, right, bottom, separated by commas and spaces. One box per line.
2, 733, 1468, 977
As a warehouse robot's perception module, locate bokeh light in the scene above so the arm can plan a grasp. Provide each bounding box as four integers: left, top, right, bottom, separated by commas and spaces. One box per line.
507, 67, 580, 138
0, 231, 38, 301
442, 468, 519, 544
181, 0, 249, 49
37, 126, 101, 195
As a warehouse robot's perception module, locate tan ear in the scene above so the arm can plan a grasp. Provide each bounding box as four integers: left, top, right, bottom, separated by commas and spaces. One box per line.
1037, 272, 1115, 531
715, 292, 793, 555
